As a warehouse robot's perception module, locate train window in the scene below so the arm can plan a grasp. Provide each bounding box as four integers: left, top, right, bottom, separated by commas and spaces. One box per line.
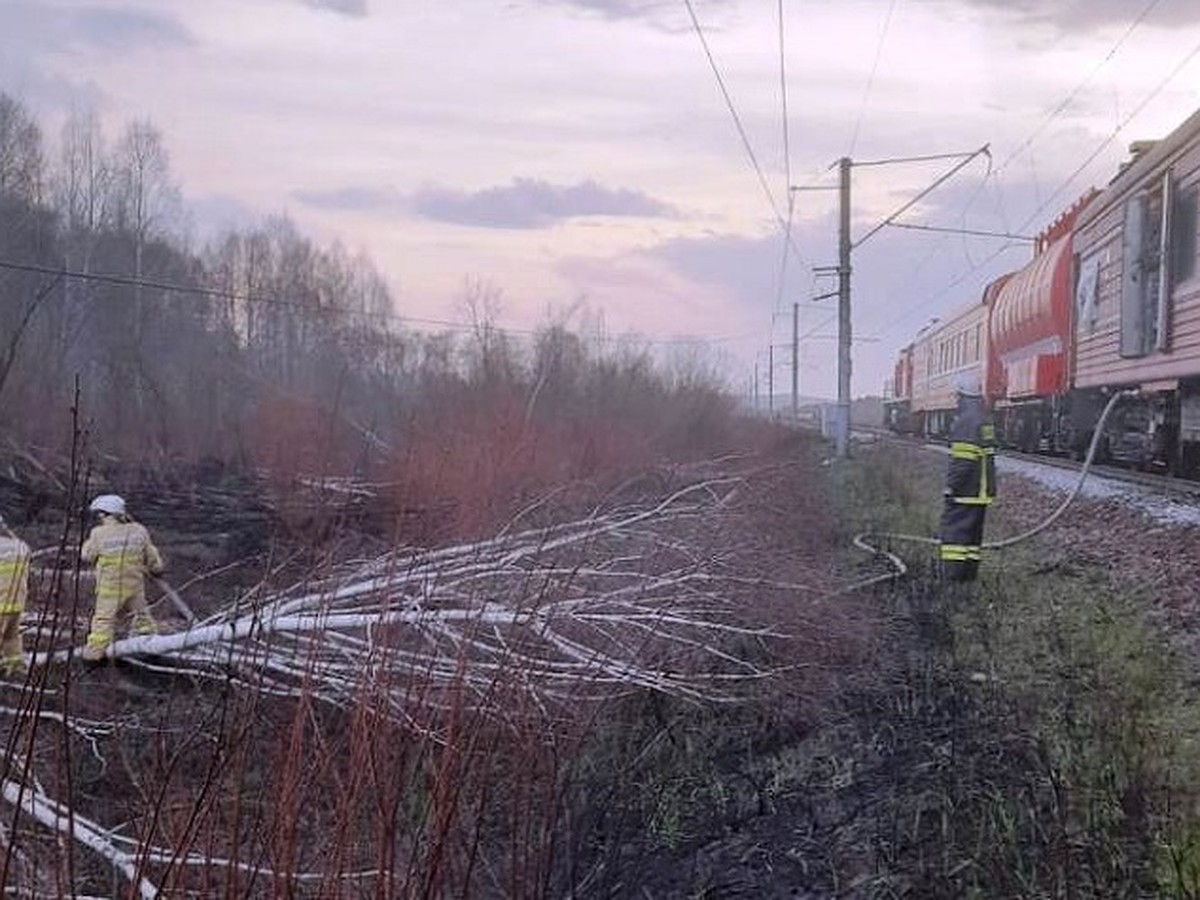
1173, 186, 1197, 286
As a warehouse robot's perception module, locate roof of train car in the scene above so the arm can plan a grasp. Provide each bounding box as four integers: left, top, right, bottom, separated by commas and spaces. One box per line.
911, 298, 988, 351
1077, 105, 1200, 228
990, 233, 1071, 353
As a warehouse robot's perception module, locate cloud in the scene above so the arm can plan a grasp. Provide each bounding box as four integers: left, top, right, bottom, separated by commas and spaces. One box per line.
293, 179, 677, 228
543, 0, 674, 20
535, 0, 735, 30
411, 179, 678, 229
299, 0, 369, 17
293, 185, 401, 212
63, 5, 194, 53
942, 0, 1200, 31
0, 2, 191, 110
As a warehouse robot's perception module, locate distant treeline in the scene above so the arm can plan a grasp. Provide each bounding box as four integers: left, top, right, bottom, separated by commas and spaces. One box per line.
0, 93, 733, 480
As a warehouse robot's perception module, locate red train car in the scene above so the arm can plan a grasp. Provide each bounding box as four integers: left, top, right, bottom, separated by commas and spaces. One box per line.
986, 193, 1096, 452
883, 343, 915, 433
886, 104, 1200, 476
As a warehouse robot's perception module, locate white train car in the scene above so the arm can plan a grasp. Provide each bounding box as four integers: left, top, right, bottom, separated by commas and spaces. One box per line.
910, 299, 989, 439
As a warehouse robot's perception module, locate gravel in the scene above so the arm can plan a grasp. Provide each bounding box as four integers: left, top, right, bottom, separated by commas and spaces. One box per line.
995, 455, 1200, 527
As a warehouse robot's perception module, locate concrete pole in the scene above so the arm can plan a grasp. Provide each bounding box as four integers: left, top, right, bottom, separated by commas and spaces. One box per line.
836, 156, 852, 458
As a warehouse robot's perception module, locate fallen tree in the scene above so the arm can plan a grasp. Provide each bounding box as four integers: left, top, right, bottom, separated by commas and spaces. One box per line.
2, 460, 853, 896
33, 476, 813, 710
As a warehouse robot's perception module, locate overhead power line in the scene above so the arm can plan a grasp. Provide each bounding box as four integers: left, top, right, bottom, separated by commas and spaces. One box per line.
853, 145, 992, 249
772, 0, 796, 330
681, 0, 784, 225
681, 0, 810, 272
848, 0, 898, 158
777, 0, 792, 194
0, 258, 394, 320
0, 257, 758, 347
870, 27, 1200, 343
862, 0, 1166, 341
1015, 34, 1200, 236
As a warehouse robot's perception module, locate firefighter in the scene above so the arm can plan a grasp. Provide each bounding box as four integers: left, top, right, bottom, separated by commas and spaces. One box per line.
80, 494, 164, 661
0, 516, 31, 676
938, 371, 996, 582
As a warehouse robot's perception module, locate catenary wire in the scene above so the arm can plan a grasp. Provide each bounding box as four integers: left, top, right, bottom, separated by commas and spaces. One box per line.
772, 0, 797, 344
863, 0, 1170, 342
681, 0, 786, 228
847, 0, 898, 159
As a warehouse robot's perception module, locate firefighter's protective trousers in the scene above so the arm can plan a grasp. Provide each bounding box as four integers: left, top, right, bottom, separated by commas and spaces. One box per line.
81, 520, 164, 656
0, 537, 30, 674
938, 397, 997, 582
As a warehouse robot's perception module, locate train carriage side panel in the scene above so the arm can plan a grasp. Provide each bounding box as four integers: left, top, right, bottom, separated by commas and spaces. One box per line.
1072, 106, 1200, 471
1074, 109, 1200, 390
909, 325, 935, 435
911, 301, 988, 438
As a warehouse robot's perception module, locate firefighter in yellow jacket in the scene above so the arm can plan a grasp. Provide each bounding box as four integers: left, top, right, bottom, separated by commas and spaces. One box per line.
0, 516, 31, 676
81, 494, 164, 661
938, 372, 997, 582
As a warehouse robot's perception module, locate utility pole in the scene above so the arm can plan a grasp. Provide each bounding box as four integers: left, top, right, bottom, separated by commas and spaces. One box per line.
794, 145, 989, 455
836, 156, 852, 458
791, 301, 799, 421
753, 362, 759, 413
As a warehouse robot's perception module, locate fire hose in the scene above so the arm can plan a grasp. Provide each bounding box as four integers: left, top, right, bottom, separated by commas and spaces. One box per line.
847, 388, 1138, 592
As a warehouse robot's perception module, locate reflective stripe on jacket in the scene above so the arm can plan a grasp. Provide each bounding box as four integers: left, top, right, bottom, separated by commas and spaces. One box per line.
81, 520, 164, 601
945, 400, 996, 507
0, 537, 31, 614
939, 543, 982, 562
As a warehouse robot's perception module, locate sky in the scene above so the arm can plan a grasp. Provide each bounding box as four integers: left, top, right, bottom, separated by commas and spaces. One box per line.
3, 0, 1200, 401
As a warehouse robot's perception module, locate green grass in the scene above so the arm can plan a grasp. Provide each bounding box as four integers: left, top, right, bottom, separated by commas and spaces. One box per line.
849, 441, 1200, 897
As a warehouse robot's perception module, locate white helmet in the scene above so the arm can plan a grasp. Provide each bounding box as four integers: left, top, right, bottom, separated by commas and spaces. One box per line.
89, 494, 126, 517
955, 371, 982, 397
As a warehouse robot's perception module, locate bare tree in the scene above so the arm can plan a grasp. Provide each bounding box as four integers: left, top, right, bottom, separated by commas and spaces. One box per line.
0, 92, 43, 204
107, 119, 179, 254
55, 107, 109, 237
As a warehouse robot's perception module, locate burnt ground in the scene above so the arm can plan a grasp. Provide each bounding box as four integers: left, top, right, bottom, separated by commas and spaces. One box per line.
562, 568, 1072, 899
2, 438, 1193, 897
0, 453, 402, 635
549, 444, 1200, 898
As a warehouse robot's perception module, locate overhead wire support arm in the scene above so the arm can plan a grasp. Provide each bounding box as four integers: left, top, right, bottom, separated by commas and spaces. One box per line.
851, 144, 991, 250
849, 149, 989, 168
885, 222, 1036, 242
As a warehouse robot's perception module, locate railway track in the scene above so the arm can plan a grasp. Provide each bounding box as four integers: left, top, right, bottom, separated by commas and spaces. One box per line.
999, 448, 1200, 501
856, 426, 1200, 505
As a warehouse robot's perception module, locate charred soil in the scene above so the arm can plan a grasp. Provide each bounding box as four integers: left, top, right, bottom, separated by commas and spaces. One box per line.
2, 435, 1198, 897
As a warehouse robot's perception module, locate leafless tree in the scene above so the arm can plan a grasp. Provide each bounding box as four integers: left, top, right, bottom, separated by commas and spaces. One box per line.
0, 92, 43, 204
